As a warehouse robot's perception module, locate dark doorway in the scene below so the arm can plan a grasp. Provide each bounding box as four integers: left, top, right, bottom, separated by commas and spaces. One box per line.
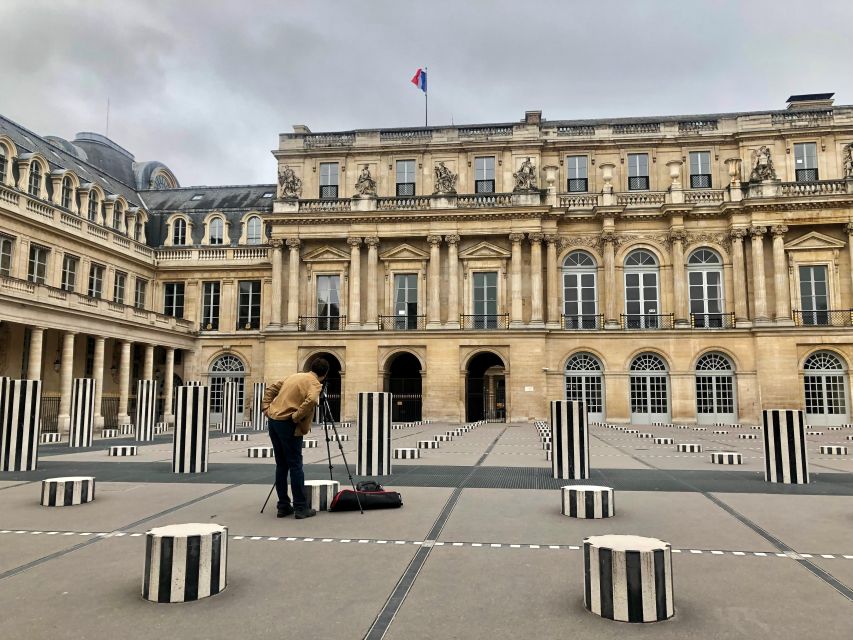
384, 352, 423, 422
466, 352, 506, 422
304, 352, 342, 422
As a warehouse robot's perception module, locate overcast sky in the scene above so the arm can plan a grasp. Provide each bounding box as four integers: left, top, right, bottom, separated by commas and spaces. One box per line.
2, 0, 851, 187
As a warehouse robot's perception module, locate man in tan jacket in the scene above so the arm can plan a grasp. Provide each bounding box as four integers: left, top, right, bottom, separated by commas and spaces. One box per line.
262, 358, 328, 519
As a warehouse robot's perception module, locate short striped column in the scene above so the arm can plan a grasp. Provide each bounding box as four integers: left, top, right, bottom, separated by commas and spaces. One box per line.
434, 434, 452, 442
173, 385, 209, 474
248, 446, 273, 458
118, 423, 134, 435
637, 433, 654, 439
763, 409, 809, 484
677, 444, 702, 453
330, 433, 349, 442
305, 480, 340, 511
40, 432, 61, 444
109, 445, 137, 456
654, 437, 673, 445
69, 378, 95, 448
738, 433, 757, 440
221, 381, 239, 434
550, 400, 589, 480
710, 452, 742, 465
135, 380, 157, 442
41, 476, 95, 506
819, 445, 848, 455
561, 485, 614, 519
394, 447, 420, 459
356, 392, 392, 476
143, 523, 227, 603
583, 534, 674, 622
303, 438, 318, 449
252, 382, 267, 431
418, 440, 439, 449
1, 378, 41, 471
101, 428, 119, 438
230, 433, 249, 442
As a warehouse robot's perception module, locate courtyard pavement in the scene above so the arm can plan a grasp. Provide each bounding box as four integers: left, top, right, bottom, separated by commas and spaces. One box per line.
0, 421, 851, 639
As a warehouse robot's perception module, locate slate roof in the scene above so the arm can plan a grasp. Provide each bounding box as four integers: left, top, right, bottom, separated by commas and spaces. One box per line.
140, 185, 276, 213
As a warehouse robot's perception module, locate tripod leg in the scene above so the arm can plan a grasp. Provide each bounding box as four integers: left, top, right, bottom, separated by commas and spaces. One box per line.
260, 482, 276, 514
321, 398, 335, 482
324, 394, 364, 515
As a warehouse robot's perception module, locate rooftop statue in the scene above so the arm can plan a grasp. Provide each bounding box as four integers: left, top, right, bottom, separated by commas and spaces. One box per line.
513, 157, 538, 191
843, 143, 853, 179
278, 165, 302, 198
433, 161, 458, 194
750, 146, 776, 181
354, 165, 377, 197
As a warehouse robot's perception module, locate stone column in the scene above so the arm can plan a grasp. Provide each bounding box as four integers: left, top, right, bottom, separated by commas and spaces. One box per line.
164, 347, 175, 424
143, 344, 154, 380
286, 238, 301, 329
730, 229, 749, 326
846, 223, 853, 309
93, 336, 105, 428
56, 331, 76, 431
445, 234, 461, 328
365, 237, 379, 327
545, 234, 559, 327
771, 225, 792, 324
117, 340, 132, 424
269, 239, 283, 327
670, 229, 688, 326
602, 232, 618, 328
26, 326, 44, 380
509, 233, 525, 327
529, 233, 544, 326
750, 227, 769, 324
347, 237, 362, 328
427, 235, 442, 328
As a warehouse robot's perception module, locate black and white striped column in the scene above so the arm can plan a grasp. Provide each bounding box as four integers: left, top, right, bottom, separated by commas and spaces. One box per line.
418, 440, 439, 449
550, 400, 589, 480
561, 485, 614, 519
394, 447, 420, 459
710, 452, 742, 465
221, 381, 239, 434
69, 378, 95, 448
356, 392, 392, 476
763, 409, 809, 484
1, 379, 41, 471
41, 476, 95, 506
173, 385, 209, 474
252, 382, 267, 431
677, 444, 702, 453
135, 380, 157, 442
109, 445, 137, 457
305, 480, 340, 511
143, 523, 227, 603
248, 446, 273, 458
584, 534, 674, 622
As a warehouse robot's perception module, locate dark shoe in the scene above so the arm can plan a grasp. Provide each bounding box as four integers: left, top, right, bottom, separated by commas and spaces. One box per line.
294, 507, 317, 519
277, 505, 294, 518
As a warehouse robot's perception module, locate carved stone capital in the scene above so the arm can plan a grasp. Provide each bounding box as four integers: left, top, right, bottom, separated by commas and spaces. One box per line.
269, 238, 284, 249
347, 237, 362, 247
668, 229, 688, 244
426, 234, 443, 246
729, 228, 748, 241
749, 226, 767, 238
543, 233, 559, 245
508, 232, 526, 244
445, 234, 461, 245
600, 230, 618, 245
285, 238, 301, 250
528, 232, 545, 244
770, 224, 789, 238
364, 236, 380, 248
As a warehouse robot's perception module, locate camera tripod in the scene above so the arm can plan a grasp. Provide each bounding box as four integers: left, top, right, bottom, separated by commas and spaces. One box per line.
261, 382, 363, 514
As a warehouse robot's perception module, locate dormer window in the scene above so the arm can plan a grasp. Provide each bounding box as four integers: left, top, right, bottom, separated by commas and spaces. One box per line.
0, 146, 7, 183
28, 162, 42, 196
172, 218, 187, 246
191, 194, 203, 201
61, 176, 73, 209
88, 192, 100, 222
246, 216, 262, 245
209, 217, 224, 245
113, 202, 123, 230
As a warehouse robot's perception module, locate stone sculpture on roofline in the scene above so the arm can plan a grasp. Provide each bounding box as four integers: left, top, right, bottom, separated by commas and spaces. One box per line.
513, 156, 538, 192
750, 145, 776, 181
354, 164, 377, 197
433, 161, 458, 194
278, 165, 302, 198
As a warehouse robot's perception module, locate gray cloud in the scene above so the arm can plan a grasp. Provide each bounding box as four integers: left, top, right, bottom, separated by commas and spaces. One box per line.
1, 0, 851, 186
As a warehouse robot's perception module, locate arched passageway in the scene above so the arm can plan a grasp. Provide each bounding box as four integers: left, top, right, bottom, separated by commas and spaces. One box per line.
383, 352, 422, 422
466, 352, 506, 422
304, 352, 343, 422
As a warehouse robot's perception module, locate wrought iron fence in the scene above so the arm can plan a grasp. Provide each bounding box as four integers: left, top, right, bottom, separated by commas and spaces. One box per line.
395, 182, 415, 196
690, 174, 712, 189
101, 397, 119, 427
298, 315, 346, 331
620, 313, 674, 329
460, 314, 509, 330
561, 314, 603, 330
691, 312, 735, 329
628, 176, 650, 190
40, 396, 60, 433
378, 315, 426, 330
319, 185, 339, 199
793, 309, 853, 327
475, 179, 495, 194
391, 393, 422, 422
567, 178, 588, 193
795, 168, 819, 183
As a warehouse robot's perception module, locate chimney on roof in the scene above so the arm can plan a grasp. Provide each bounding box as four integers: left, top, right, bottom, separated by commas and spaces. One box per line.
786, 93, 835, 110
292, 124, 312, 134
524, 110, 542, 125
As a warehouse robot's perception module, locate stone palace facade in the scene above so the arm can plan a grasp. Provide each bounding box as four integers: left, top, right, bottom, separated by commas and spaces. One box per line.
3, 93, 853, 429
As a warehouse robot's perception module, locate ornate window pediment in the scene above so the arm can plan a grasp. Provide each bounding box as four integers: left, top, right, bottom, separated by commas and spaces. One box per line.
379, 243, 429, 262
458, 241, 511, 260
784, 231, 846, 252
301, 245, 351, 263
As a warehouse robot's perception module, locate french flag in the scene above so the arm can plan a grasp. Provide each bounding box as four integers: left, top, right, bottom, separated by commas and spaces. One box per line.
411, 68, 427, 93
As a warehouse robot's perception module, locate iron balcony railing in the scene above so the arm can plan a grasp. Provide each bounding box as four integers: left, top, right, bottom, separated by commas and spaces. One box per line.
690, 174, 712, 189
460, 314, 509, 330
567, 178, 588, 193
793, 309, 853, 327
628, 176, 650, 191
395, 182, 415, 196
691, 312, 735, 329
298, 315, 347, 331
378, 315, 426, 330
319, 185, 339, 199
795, 168, 819, 183
475, 179, 495, 194
620, 313, 674, 329
561, 314, 603, 330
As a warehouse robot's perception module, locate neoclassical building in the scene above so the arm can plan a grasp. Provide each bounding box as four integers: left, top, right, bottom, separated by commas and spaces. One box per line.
3, 93, 853, 429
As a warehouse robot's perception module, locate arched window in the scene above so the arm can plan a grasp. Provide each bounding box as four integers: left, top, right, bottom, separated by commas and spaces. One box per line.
28, 162, 42, 196
688, 248, 724, 327
629, 353, 669, 423
61, 176, 73, 210
562, 251, 599, 329
172, 218, 187, 245
803, 351, 848, 425
695, 352, 735, 423
565, 353, 604, 420
209, 217, 224, 245
88, 192, 100, 223
624, 249, 660, 328
209, 354, 246, 418
113, 201, 123, 230
246, 216, 262, 245
0, 145, 9, 183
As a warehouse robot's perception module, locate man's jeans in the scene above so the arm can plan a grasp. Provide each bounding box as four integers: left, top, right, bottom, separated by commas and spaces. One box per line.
268, 418, 307, 509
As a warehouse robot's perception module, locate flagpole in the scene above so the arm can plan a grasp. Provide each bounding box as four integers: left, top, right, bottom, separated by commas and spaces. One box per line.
424, 66, 428, 127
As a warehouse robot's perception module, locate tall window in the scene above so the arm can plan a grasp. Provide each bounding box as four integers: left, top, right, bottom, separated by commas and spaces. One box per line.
27, 244, 48, 284
61, 254, 78, 292
61, 177, 73, 209
208, 354, 246, 417
629, 353, 669, 422
624, 249, 660, 328
396, 160, 416, 196
246, 216, 262, 245
316, 274, 341, 330
566, 156, 588, 192
163, 282, 185, 318
209, 218, 224, 245
689, 151, 712, 188
113, 202, 123, 230
688, 248, 724, 327
134, 278, 147, 309
172, 218, 187, 245
114, 271, 126, 304
319, 162, 339, 199
394, 273, 418, 329
474, 156, 495, 194
28, 162, 43, 197
627, 153, 649, 190
0, 235, 13, 277
799, 265, 829, 325
87, 264, 104, 298
695, 353, 735, 422
0, 145, 7, 183
803, 351, 848, 425
88, 192, 100, 223
794, 142, 818, 182
565, 353, 604, 420
237, 280, 261, 329
472, 271, 498, 328
201, 281, 221, 330
562, 251, 598, 329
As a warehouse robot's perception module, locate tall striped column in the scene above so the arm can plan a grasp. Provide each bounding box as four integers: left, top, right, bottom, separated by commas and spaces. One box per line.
1, 379, 41, 471
135, 380, 158, 442
222, 381, 238, 434
173, 385, 210, 473
763, 409, 809, 484
69, 378, 96, 448
550, 400, 589, 480
357, 392, 392, 476
252, 382, 267, 431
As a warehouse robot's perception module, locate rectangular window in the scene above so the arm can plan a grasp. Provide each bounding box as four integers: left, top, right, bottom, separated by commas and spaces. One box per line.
474, 156, 495, 193
201, 281, 221, 330
627, 153, 649, 190
134, 278, 147, 309
799, 265, 829, 325
27, 244, 48, 284
472, 271, 498, 328
395, 159, 416, 196
114, 271, 126, 304
794, 142, 818, 182
163, 282, 185, 318
316, 274, 341, 330
319, 162, 339, 199
87, 264, 104, 298
0, 235, 14, 277
567, 156, 588, 192
61, 254, 78, 292
689, 151, 712, 188
393, 273, 418, 329
237, 280, 261, 329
